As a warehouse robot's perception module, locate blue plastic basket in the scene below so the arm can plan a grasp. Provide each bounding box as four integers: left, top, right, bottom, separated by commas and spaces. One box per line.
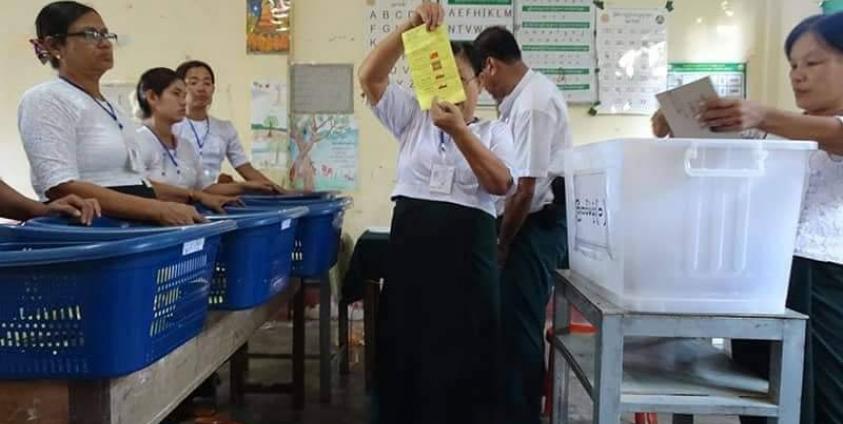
236, 198, 351, 277
0, 221, 235, 379
241, 191, 338, 206
23, 216, 178, 241
203, 207, 308, 310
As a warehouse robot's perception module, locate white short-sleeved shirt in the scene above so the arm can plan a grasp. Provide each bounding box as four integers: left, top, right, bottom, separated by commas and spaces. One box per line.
136, 126, 213, 191
792, 118, 843, 264
372, 83, 515, 218
18, 79, 147, 200
498, 69, 572, 214
173, 117, 250, 182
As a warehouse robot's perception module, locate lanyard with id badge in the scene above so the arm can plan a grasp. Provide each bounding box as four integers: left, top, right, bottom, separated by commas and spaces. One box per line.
429, 130, 456, 194
60, 76, 142, 174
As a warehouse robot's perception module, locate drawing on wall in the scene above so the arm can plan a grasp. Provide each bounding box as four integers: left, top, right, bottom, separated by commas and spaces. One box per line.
250, 80, 290, 186
247, 0, 291, 54
289, 114, 358, 192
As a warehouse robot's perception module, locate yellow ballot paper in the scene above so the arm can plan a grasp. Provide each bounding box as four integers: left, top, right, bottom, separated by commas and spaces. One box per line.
401, 24, 466, 110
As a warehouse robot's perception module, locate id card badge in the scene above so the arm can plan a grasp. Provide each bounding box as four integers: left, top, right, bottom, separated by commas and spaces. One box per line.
429, 164, 455, 194
127, 146, 143, 173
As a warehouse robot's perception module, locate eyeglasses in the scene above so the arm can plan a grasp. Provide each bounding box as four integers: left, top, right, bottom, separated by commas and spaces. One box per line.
59, 29, 118, 44
460, 76, 479, 85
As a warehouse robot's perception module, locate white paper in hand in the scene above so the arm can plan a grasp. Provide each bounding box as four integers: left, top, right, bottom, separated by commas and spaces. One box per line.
655, 77, 741, 139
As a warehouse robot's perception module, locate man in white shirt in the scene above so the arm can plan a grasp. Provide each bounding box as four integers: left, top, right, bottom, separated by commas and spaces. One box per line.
473, 26, 572, 424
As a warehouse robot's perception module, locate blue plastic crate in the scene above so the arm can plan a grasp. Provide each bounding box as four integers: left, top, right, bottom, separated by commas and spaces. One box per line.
0, 221, 235, 379
236, 198, 351, 277
203, 207, 308, 310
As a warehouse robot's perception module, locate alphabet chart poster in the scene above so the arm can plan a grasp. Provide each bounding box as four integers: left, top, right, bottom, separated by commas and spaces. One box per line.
445, 0, 513, 106
515, 0, 597, 104
595, 7, 668, 115
365, 0, 416, 89
445, 0, 514, 42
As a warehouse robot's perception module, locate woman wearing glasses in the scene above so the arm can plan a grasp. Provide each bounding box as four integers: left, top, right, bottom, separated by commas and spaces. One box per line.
359, 3, 514, 423
20, 1, 235, 225
173, 60, 284, 191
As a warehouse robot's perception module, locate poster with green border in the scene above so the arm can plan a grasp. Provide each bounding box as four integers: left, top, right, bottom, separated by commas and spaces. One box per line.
516, 0, 596, 103
667, 63, 746, 98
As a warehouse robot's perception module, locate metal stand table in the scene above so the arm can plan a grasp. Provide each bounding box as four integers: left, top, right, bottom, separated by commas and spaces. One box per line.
551, 270, 807, 424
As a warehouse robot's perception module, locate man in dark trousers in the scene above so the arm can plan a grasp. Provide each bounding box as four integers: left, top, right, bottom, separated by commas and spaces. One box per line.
473, 26, 572, 424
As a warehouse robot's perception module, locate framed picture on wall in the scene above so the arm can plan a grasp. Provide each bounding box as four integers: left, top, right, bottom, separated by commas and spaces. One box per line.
247, 0, 291, 54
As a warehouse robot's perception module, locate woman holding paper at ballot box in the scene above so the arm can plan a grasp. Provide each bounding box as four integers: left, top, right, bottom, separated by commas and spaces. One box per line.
20, 1, 228, 225
358, 3, 515, 423
656, 12, 843, 424
135, 67, 278, 196
174, 60, 285, 191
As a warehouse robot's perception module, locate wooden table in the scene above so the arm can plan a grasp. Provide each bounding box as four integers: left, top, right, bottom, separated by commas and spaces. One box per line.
551, 270, 807, 424
0, 281, 301, 424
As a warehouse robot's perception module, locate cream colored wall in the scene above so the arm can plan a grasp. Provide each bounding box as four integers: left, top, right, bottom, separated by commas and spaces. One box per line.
0, 0, 822, 240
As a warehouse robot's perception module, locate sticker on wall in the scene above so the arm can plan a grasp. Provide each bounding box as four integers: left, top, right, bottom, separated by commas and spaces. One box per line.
289, 114, 358, 192
247, 0, 291, 54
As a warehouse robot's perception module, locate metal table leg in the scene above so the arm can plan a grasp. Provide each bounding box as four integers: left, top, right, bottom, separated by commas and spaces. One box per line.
552, 285, 572, 424
768, 319, 806, 424
594, 315, 623, 424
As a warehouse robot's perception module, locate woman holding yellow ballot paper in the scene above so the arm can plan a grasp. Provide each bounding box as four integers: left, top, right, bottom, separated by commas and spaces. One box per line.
359, 2, 515, 423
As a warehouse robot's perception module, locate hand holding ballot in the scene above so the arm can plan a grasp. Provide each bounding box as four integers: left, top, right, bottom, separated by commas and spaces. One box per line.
401, 7, 466, 110
697, 97, 768, 133
655, 77, 740, 138
430, 97, 466, 135
409, 1, 444, 31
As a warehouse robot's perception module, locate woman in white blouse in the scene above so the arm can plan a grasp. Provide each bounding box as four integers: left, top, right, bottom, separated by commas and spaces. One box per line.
656, 12, 843, 424
135, 67, 278, 196
21, 1, 234, 225
173, 60, 283, 190
359, 3, 514, 423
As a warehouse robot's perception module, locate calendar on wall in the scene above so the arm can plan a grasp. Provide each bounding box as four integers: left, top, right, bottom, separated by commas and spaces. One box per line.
595, 7, 668, 115
515, 0, 597, 104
